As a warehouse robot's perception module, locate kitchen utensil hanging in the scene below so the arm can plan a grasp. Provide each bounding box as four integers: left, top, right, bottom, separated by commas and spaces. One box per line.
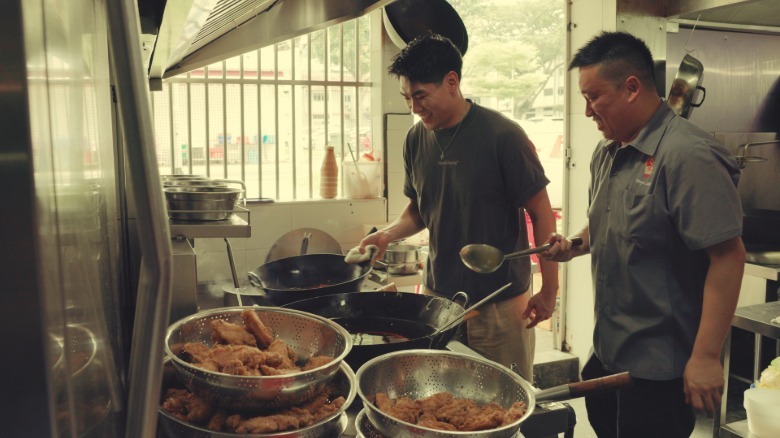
667, 53, 706, 119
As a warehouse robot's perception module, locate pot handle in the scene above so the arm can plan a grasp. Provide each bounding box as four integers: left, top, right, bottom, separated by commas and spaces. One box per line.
300, 232, 311, 255
247, 271, 264, 288
451, 291, 469, 308
691, 85, 706, 107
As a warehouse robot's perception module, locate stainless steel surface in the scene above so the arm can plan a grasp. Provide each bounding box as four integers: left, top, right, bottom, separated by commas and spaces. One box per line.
224, 238, 243, 307
158, 0, 395, 78
165, 307, 353, 410
172, 240, 200, 323
356, 349, 535, 438
376, 243, 423, 275
714, 133, 780, 213
164, 186, 242, 221
266, 228, 343, 263
109, 0, 176, 434
169, 206, 251, 239
667, 30, 780, 134
731, 301, 780, 339
668, 0, 780, 30
734, 139, 780, 169
157, 362, 356, 438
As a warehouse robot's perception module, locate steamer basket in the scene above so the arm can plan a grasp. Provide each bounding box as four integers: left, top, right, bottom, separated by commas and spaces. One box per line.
164, 186, 241, 221
158, 361, 356, 438
356, 349, 535, 438
165, 307, 352, 411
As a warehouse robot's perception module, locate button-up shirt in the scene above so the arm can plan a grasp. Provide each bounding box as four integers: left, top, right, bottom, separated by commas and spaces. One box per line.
588, 103, 742, 380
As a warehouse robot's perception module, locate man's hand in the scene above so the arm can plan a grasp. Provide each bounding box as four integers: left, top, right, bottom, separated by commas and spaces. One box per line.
683, 354, 724, 417
522, 287, 557, 328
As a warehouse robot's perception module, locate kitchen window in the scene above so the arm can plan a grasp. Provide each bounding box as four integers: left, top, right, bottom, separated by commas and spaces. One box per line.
151, 16, 373, 201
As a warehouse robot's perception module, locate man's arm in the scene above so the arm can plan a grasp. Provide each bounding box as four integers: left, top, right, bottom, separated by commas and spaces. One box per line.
684, 236, 745, 417
359, 199, 426, 262
522, 188, 559, 328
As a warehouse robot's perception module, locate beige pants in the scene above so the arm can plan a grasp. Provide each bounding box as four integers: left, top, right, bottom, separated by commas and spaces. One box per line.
424, 288, 535, 384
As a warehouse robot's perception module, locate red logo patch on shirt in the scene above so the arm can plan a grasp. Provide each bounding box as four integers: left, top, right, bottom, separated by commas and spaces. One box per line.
643, 156, 655, 179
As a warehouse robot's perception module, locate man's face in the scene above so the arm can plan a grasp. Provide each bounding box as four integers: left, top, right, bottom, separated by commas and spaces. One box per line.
399, 73, 459, 130
578, 65, 631, 142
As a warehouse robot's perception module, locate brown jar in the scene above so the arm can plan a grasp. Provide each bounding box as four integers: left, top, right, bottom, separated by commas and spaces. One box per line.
320, 146, 338, 198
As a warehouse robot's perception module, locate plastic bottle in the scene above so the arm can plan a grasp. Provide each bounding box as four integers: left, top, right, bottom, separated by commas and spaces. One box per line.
320, 146, 338, 198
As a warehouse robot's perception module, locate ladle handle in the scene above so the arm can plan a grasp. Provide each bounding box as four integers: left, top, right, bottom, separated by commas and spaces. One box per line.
503, 237, 583, 261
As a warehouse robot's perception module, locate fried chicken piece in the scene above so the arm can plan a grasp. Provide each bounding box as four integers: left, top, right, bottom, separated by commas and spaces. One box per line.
241, 309, 275, 347
211, 319, 257, 346
433, 397, 478, 429
375, 393, 421, 424
203, 344, 266, 372
301, 355, 333, 371
234, 414, 300, 433
298, 392, 329, 413
418, 412, 458, 431
222, 358, 261, 376
418, 392, 455, 414
181, 342, 215, 368
206, 410, 228, 431
161, 388, 215, 425
502, 401, 527, 425
460, 402, 504, 431
267, 339, 297, 369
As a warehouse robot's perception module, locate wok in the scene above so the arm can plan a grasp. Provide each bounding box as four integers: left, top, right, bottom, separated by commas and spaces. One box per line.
282, 291, 468, 370
247, 253, 371, 306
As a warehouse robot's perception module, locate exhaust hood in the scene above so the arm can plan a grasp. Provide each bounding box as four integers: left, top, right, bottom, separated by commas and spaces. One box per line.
666, 0, 780, 33
142, 0, 394, 81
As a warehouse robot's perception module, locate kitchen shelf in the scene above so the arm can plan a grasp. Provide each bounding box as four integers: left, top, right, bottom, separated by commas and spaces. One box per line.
168, 206, 251, 239
719, 301, 780, 437
744, 262, 780, 282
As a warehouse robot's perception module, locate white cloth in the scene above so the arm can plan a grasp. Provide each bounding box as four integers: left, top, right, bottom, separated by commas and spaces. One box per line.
771, 315, 780, 325
344, 245, 378, 264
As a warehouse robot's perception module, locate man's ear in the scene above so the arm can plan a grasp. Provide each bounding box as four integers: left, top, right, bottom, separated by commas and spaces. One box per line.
445, 71, 459, 90
625, 75, 641, 102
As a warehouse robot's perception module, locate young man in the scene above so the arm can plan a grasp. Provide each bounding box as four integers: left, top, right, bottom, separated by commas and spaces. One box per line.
358, 34, 559, 382
548, 32, 746, 437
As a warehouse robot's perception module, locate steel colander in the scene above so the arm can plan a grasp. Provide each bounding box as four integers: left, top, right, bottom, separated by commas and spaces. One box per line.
165, 306, 352, 411
356, 349, 535, 438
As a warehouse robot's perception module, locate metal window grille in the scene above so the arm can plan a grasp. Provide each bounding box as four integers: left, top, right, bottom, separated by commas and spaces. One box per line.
151, 16, 374, 200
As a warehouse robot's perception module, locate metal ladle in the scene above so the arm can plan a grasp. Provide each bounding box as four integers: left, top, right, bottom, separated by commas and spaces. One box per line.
733, 139, 780, 169
460, 237, 583, 274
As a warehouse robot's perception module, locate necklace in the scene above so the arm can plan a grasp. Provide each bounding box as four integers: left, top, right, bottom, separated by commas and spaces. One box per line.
432, 105, 472, 160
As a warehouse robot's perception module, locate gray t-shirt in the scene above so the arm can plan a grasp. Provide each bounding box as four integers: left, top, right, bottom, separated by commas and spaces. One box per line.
403, 102, 549, 302
588, 103, 742, 380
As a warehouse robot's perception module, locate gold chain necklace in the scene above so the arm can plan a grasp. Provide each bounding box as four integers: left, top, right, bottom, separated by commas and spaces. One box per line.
433, 120, 464, 160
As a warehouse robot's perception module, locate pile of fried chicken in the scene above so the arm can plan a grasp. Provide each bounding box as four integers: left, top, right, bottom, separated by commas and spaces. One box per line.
172, 308, 334, 376
374, 392, 527, 432
162, 383, 345, 433
162, 309, 345, 433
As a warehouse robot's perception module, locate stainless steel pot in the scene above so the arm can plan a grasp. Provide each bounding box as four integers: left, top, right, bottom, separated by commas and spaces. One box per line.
377, 244, 423, 275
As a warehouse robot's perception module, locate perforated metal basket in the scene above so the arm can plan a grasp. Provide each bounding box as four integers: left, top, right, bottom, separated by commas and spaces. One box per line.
165, 307, 352, 411
355, 408, 384, 438
356, 349, 535, 438
158, 361, 355, 438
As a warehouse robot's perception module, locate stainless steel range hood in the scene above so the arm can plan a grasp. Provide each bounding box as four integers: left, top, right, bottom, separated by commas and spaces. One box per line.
666, 0, 780, 33
146, 0, 394, 81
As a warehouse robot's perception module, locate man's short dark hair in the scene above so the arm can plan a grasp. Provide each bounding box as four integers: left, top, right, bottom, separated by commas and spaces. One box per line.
568, 31, 656, 88
388, 33, 462, 84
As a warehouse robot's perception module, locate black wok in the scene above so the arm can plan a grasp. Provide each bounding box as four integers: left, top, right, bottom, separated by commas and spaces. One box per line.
247, 253, 371, 306
282, 291, 468, 370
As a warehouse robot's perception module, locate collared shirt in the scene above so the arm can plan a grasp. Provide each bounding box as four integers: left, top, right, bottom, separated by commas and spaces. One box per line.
588, 103, 742, 380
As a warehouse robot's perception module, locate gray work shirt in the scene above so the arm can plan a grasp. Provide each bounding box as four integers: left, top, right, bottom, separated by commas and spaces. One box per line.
588, 103, 742, 380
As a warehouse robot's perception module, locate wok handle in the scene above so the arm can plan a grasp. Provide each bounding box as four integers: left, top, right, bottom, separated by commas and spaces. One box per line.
536, 372, 633, 403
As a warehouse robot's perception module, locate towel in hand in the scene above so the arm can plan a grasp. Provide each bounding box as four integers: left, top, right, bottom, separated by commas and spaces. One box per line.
344, 245, 378, 264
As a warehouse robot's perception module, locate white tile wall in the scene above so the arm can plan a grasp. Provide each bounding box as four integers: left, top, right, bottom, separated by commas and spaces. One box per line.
386, 113, 414, 222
